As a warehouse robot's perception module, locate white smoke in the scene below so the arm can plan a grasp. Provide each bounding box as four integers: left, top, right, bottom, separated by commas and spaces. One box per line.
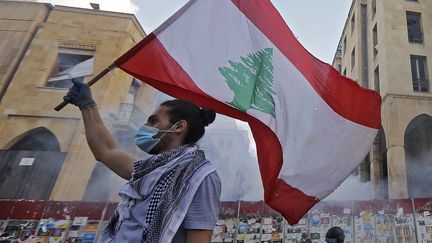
406, 149, 432, 198
200, 115, 263, 201
324, 176, 374, 201
234, 120, 258, 159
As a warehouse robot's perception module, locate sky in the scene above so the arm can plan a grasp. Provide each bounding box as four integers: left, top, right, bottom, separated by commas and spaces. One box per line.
36, 0, 352, 63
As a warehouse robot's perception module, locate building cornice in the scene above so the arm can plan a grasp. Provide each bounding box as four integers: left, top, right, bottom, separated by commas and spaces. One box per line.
52, 5, 146, 37
382, 93, 432, 103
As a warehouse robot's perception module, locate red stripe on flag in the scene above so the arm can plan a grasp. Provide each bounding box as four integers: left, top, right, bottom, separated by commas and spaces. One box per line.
116, 34, 204, 95
117, 35, 316, 225
248, 117, 318, 224
231, 0, 381, 129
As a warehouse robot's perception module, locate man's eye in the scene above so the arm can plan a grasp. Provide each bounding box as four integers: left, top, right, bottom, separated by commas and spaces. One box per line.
147, 117, 158, 124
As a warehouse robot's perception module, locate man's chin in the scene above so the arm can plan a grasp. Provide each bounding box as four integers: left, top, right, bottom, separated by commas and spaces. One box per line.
147, 148, 158, 155
148, 145, 162, 155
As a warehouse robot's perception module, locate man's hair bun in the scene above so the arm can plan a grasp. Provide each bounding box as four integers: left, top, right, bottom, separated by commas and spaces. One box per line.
199, 108, 216, 126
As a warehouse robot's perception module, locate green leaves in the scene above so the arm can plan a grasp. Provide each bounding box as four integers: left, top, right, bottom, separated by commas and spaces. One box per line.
219, 48, 276, 117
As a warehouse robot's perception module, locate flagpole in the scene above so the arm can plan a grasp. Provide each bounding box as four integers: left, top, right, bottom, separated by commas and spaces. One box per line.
54, 63, 117, 111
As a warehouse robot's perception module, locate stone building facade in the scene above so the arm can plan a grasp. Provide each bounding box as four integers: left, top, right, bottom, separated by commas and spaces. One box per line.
0, 1, 159, 201
333, 0, 432, 199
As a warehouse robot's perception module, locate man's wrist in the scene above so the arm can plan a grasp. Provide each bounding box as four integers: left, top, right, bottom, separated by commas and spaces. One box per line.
79, 103, 97, 111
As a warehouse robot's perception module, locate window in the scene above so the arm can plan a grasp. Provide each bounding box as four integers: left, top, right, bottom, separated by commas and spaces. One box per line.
343, 68, 346, 76
410, 55, 429, 92
372, 0, 376, 17
374, 66, 380, 92
336, 44, 342, 58
373, 24, 378, 57
406, 12, 423, 43
343, 36, 347, 55
351, 13, 355, 34
351, 48, 356, 70
129, 79, 142, 96
46, 48, 95, 88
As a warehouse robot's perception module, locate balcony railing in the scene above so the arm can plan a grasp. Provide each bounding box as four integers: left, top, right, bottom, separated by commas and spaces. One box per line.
413, 78, 429, 92
115, 103, 146, 129
408, 30, 424, 43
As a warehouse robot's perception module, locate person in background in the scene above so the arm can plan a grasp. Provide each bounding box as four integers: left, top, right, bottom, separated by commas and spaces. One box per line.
63, 79, 221, 243
325, 226, 345, 243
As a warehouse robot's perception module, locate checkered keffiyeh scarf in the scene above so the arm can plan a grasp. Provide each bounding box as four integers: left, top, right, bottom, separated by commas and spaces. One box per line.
107, 144, 209, 243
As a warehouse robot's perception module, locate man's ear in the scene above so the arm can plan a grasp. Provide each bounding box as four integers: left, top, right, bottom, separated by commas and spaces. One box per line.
175, 120, 188, 133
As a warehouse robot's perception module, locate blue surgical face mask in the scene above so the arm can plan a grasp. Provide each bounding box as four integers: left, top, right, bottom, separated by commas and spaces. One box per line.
134, 123, 177, 153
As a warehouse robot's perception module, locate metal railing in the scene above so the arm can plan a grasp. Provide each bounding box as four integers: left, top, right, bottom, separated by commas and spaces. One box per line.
412, 78, 429, 92
115, 103, 146, 129
408, 31, 424, 43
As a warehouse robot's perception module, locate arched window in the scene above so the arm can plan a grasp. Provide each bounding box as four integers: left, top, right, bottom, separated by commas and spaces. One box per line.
9, 127, 61, 151
0, 127, 65, 200
405, 114, 432, 198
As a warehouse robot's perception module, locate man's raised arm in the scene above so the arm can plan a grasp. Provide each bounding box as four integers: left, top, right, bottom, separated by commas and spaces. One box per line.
64, 79, 135, 180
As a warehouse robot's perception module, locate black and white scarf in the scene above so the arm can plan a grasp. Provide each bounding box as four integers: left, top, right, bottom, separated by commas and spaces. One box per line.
107, 144, 210, 243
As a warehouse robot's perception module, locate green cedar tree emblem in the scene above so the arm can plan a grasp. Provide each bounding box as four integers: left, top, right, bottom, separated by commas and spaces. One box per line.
219, 48, 276, 118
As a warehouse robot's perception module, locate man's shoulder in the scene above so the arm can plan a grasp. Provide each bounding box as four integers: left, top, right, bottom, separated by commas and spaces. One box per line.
200, 170, 222, 195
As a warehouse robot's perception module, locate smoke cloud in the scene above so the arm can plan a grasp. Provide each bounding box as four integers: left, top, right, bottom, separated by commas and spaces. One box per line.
406, 149, 432, 198
324, 175, 374, 201
199, 115, 264, 201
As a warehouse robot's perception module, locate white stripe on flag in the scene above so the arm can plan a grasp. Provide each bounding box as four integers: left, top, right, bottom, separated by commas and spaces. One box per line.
157, 1, 377, 199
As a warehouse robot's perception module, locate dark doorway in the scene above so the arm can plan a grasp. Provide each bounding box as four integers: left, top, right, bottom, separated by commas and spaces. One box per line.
374, 128, 388, 199
405, 114, 432, 198
0, 127, 66, 200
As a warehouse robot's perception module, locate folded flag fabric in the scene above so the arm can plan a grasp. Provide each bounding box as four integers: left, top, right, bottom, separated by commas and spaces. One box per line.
114, 0, 381, 224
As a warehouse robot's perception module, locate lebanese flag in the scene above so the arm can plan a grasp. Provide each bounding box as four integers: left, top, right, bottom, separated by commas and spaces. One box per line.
114, 0, 381, 224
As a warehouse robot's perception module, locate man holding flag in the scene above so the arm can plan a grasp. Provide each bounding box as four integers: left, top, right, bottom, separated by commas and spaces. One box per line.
64, 80, 221, 243
60, 0, 381, 242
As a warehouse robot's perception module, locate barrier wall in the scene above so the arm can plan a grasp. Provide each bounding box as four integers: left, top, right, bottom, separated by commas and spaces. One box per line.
0, 199, 431, 242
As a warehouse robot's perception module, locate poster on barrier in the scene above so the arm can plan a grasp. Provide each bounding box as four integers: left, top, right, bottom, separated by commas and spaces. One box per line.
36, 219, 70, 243
236, 201, 263, 243
331, 201, 353, 243
308, 202, 331, 243
362, 199, 416, 243
3, 220, 39, 241
260, 205, 283, 243
284, 213, 307, 243
212, 201, 238, 243
66, 220, 100, 243
64, 202, 104, 243
354, 201, 375, 243
372, 200, 397, 243
35, 201, 77, 243
390, 199, 415, 243
5, 200, 45, 241
415, 198, 432, 243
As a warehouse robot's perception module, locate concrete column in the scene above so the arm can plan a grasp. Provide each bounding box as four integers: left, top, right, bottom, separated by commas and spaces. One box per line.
387, 145, 408, 198
370, 144, 383, 199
